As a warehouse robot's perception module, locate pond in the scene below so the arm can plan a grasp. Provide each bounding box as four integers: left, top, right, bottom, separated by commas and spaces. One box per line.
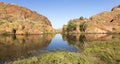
0, 34, 120, 64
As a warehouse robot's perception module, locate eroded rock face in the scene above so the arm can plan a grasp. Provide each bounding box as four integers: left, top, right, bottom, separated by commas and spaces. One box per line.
63, 5, 120, 33
0, 2, 54, 34
111, 5, 120, 11
86, 5, 120, 33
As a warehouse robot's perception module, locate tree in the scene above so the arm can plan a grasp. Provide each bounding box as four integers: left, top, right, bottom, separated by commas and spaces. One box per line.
79, 21, 87, 32
79, 16, 84, 20
62, 25, 67, 33
67, 20, 77, 31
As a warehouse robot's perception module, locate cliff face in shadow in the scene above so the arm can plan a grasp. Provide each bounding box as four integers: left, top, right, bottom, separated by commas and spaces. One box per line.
62, 5, 120, 34
0, 34, 55, 61
0, 2, 54, 35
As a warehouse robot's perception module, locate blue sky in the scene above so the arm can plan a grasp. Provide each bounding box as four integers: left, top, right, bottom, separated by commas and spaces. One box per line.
0, 0, 120, 29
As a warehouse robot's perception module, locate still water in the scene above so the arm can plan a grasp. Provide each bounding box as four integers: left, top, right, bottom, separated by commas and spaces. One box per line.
43, 34, 79, 51
0, 34, 119, 63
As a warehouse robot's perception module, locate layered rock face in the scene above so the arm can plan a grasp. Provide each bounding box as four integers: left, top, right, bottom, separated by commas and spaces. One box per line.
87, 5, 120, 33
0, 2, 54, 34
63, 5, 120, 33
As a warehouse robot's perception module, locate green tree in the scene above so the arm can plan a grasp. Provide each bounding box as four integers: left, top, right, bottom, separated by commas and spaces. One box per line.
79, 16, 84, 20
62, 25, 67, 33
67, 20, 77, 31
79, 21, 87, 32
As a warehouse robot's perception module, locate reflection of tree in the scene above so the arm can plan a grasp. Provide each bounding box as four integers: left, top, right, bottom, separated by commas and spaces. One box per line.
64, 34, 119, 52
62, 34, 67, 41
12, 34, 16, 40
66, 34, 77, 45
64, 34, 87, 51
0, 34, 55, 61
79, 34, 87, 43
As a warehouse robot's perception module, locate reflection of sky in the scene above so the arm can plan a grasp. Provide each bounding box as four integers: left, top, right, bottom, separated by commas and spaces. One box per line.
43, 34, 78, 52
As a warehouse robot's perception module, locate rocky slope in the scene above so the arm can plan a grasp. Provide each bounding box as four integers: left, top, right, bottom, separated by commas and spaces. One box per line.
63, 5, 120, 33
87, 5, 120, 33
0, 2, 54, 34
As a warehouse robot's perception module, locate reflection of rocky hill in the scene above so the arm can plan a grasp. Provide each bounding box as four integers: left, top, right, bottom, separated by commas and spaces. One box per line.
0, 2, 54, 34
62, 34, 120, 50
0, 34, 55, 61
85, 34, 118, 41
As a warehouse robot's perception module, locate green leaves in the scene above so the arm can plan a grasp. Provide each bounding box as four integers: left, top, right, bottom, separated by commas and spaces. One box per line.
79, 21, 87, 32
67, 20, 77, 31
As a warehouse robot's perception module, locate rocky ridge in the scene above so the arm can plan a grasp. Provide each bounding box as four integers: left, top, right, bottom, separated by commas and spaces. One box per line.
63, 5, 120, 33
0, 2, 54, 34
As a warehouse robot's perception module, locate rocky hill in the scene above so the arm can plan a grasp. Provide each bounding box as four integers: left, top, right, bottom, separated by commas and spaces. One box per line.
0, 2, 54, 35
87, 5, 120, 33
63, 5, 120, 34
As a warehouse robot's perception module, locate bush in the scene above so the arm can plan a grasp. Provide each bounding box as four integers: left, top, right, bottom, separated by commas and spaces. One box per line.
79, 21, 87, 32
66, 20, 77, 31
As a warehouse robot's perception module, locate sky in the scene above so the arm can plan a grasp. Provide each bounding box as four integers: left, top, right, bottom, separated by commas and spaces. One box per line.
0, 0, 120, 29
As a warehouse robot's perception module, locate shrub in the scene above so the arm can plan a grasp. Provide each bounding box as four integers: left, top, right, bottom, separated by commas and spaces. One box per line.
66, 20, 77, 31
79, 21, 87, 32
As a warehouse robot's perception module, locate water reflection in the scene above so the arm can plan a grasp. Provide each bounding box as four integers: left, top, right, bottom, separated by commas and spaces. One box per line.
44, 34, 78, 52
85, 34, 120, 41
62, 34, 86, 51
62, 34, 120, 51
0, 34, 55, 62
0, 33, 120, 64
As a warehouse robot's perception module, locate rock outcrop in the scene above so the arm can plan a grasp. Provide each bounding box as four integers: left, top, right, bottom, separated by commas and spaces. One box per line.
63, 5, 120, 33
0, 2, 54, 34
87, 5, 120, 33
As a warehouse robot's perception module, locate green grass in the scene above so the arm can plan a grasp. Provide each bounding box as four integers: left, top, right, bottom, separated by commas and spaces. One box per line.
6, 40, 120, 64
7, 51, 92, 64
84, 40, 120, 64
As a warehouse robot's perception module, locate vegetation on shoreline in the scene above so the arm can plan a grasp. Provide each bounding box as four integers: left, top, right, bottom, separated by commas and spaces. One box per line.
62, 17, 88, 34
0, 2, 120, 64
7, 40, 120, 64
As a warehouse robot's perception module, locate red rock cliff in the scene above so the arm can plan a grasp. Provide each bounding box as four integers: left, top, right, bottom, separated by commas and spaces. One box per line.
0, 2, 54, 34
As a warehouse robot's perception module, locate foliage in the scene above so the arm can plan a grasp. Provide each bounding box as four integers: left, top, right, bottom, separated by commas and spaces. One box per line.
79, 21, 87, 32
43, 29, 49, 33
66, 20, 77, 31
0, 30, 9, 36
84, 40, 120, 64
7, 51, 92, 64
79, 16, 84, 20
62, 16, 88, 34
62, 25, 67, 34
43, 29, 53, 34
12, 28, 17, 34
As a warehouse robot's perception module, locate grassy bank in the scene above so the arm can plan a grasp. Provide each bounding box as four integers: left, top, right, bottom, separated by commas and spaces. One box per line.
7, 51, 92, 64
84, 40, 120, 64
7, 40, 120, 64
